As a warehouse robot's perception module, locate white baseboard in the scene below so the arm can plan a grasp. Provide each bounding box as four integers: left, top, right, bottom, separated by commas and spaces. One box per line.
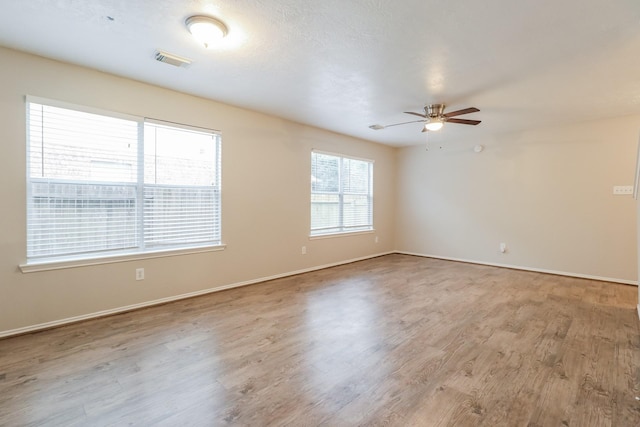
2, 250, 636, 338
0, 251, 394, 339
395, 251, 639, 286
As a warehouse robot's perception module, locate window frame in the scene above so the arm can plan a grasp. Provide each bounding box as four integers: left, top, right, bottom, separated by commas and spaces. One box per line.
21, 96, 225, 272
310, 150, 374, 238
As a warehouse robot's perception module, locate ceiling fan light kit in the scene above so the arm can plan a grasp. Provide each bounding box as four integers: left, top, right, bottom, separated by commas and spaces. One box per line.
424, 118, 444, 131
370, 104, 481, 134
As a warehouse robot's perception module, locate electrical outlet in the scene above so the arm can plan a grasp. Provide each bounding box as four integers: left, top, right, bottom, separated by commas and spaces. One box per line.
375, 236, 379, 243
136, 268, 144, 281
301, 246, 306, 255
613, 185, 634, 195
499, 243, 507, 253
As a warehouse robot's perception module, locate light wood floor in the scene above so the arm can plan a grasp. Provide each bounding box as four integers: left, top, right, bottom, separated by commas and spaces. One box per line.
1, 254, 639, 426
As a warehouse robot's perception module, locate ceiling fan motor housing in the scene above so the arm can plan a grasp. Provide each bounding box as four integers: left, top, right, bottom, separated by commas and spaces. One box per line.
425, 104, 445, 118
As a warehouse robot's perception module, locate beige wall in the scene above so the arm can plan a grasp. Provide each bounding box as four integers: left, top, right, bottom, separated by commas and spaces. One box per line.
0, 47, 397, 334
1, 46, 638, 335
395, 117, 639, 283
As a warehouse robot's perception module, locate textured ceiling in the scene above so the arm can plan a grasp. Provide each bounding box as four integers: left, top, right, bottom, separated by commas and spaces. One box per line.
1, 0, 640, 146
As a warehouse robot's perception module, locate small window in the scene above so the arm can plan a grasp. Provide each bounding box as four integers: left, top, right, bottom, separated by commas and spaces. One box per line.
26, 98, 221, 263
310, 151, 373, 236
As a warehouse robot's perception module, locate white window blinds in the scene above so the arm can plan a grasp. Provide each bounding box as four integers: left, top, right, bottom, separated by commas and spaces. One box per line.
310, 151, 373, 236
26, 99, 221, 262
143, 121, 221, 250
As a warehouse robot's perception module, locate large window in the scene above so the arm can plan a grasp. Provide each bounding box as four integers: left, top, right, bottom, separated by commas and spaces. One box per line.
26, 98, 221, 263
310, 151, 373, 236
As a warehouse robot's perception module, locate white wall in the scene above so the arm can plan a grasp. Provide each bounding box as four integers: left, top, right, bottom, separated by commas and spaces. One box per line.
396, 117, 639, 283
0, 47, 397, 334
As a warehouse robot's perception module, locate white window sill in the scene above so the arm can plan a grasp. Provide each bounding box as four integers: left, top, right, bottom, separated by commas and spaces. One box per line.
19, 244, 227, 273
309, 229, 375, 240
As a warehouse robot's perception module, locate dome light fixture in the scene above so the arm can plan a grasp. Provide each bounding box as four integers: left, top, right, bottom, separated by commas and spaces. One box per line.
186, 15, 228, 48
424, 118, 444, 131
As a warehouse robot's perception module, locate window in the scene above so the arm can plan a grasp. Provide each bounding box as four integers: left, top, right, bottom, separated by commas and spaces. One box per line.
26, 98, 221, 264
310, 151, 373, 236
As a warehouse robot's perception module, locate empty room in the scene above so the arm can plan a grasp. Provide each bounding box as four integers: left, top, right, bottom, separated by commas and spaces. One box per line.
1, 1, 639, 426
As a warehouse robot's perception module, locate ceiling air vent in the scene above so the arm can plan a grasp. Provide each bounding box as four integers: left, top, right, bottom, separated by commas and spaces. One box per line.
155, 51, 192, 68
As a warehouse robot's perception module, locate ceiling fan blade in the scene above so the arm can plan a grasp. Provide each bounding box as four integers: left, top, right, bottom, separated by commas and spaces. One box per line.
445, 118, 481, 125
421, 127, 429, 133
404, 111, 428, 118
443, 107, 479, 118
384, 119, 426, 128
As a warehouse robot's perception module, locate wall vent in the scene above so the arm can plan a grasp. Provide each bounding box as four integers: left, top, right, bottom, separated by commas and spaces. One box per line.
155, 51, 192, 68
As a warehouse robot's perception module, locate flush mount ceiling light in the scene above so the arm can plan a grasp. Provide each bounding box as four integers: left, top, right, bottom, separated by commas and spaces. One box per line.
186, 15, 228, 48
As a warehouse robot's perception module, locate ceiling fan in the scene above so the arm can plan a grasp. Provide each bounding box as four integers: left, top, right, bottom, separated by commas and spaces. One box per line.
369, 104, 481, 132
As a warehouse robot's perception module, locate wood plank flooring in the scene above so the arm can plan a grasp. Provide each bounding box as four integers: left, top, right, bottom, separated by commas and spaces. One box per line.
0, 254, 639, 426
